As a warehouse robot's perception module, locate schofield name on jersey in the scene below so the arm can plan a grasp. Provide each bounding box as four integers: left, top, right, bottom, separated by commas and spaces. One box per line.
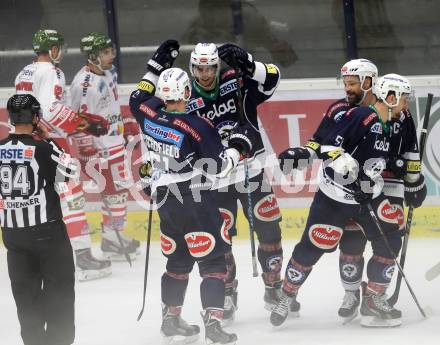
196, 99, 237, 121
219, 79, 238, 97
143, 118, 184, 148
0, 146, 34, 161
142, 134, 180, 158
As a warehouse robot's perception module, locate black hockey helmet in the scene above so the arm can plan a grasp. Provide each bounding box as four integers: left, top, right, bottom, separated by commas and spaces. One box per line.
7, 94, 41, 125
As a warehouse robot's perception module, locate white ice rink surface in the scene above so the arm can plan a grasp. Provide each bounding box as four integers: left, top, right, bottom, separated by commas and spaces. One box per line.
1, 239, 440, 345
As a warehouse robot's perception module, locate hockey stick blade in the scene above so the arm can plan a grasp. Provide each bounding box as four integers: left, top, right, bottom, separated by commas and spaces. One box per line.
425, 262, 440, 281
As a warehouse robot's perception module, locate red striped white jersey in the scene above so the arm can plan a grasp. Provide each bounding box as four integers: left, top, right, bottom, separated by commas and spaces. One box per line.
15, 62, 82, 137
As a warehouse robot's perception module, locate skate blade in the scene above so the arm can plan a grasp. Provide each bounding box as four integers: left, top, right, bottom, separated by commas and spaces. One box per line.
102, 251, 138, 262
264, 302, 276, 311
289, 311, 300, 318
342, 309, 358, 325
206, 338, 236, 345
220, 315, 235, 328
161, 333, 199, 345
360, 315, 401, 328
77, 267, 112, 282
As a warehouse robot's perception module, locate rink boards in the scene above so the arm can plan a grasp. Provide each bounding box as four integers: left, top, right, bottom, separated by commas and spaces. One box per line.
1, 77, 440, 240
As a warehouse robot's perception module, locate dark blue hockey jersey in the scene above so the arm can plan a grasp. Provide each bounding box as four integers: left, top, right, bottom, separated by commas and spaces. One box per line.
129, 88, 238, 193
319, 105, 408, 203
186, 62, 280, 186
311, 98, 419, 201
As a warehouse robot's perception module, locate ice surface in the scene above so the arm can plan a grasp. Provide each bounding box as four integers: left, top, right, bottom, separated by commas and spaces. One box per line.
1, 239, 439, 345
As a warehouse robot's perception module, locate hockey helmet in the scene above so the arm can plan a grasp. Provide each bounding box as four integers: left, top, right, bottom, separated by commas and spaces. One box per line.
7, 94, 41, 125
157, 68, 191, 102
33, 29, 64, 53
189, 43, 220, 76
374, 74, 412, 108
341, 58, 378, 92
33, 29, 65, 64
80, 32, 113, 58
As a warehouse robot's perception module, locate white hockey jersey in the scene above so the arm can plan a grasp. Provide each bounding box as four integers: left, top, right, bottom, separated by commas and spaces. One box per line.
70, 66, 124, 150
15, 62, 81, 137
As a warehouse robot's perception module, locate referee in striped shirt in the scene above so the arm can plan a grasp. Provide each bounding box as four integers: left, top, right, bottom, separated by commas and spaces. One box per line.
1, 94, 78, 345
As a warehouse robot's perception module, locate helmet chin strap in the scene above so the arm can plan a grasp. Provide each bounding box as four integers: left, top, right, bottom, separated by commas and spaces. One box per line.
88, 56, 105, 73
49, 49, 62, 65
356, 76, 373, 105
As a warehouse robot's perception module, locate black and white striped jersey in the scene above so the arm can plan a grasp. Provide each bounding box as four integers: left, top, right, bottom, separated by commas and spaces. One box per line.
0, 134, 77, 229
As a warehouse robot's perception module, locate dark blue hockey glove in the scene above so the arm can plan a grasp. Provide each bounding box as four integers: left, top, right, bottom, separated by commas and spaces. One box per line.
147, 39, 180, 76
218, 43, 255, 76
387, 156, 407, 179
352, 173, 374, 205
404, 174, 427, 208
228, 122, 256, 157
278, 147, 311, 174
139, 162, 152, 197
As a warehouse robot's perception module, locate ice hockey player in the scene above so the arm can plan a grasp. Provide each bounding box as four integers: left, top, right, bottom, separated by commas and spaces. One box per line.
187, 42, 291, 323
1, 94, 78, 345
271, 74, 426, 328
280, 59, 377, 322
130, 40, 254, 344
279, 61, 426, 323
70, 33, 141, 269
14, 29, 112, 281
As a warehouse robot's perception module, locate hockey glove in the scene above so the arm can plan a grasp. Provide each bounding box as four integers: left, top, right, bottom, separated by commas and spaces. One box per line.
77, 113, 109, 137
352, 173, 374, 205
228, 123, 255, 157
139, 161, 152, 197
147, 39, 180, 76
218, 43, 255, 77
278, 147, 311, 174
123, 115, 140, 147
387, 156, 407, 179
404, 174, 427, 208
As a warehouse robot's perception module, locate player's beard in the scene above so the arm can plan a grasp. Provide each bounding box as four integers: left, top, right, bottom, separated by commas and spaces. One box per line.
346, 91, 363, 105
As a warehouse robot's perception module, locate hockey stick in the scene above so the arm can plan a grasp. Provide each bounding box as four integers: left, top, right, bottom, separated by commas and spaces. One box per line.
364, 201, 427, 318
388, 93, 433, 306
113, 226, 133, 267
426, 261, 440, 281
231, 55, 258, 277
137, 198, 154, 321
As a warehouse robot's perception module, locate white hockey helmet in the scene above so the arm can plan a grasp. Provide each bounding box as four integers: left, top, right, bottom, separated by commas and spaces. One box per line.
374, 73, 412, 108
156, 68, 191, 102
341, 58, 378, 92
189, 43, 220, 76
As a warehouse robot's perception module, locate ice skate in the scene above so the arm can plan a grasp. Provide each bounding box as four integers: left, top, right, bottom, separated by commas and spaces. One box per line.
264, 280, 300, 316
264, 280, 282, 311
75, 248, 112, 282
222, 279, 238, 327
161, 306, 200, 345
360, 288, 402, 328
270, 292, 298, 327
202, 310, 237, 345
101, 229, 140, 262
338, 289, 360, 324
